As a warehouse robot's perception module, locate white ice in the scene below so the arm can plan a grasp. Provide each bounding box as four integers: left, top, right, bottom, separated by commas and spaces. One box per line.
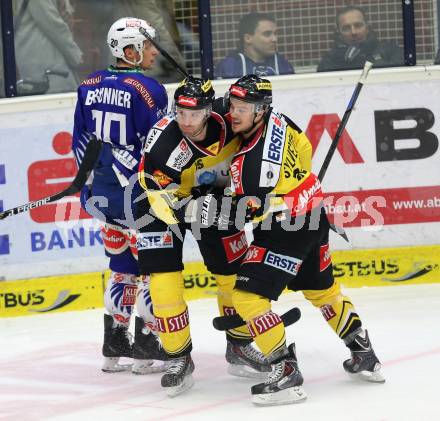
1, 283, 439, 421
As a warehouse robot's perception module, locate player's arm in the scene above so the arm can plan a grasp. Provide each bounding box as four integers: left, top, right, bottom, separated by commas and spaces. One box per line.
283, 114, 313, 172
138, 155, 183, 226
294, 131, 313, 172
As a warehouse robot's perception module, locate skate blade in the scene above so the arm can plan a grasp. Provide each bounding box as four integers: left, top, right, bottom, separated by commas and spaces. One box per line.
132, 360, 167, 375
102, 357, 132, 373
252, 386, 307, 406
165, 375, 195, 398
227, 363, 270, 380
353, 369, 386, 383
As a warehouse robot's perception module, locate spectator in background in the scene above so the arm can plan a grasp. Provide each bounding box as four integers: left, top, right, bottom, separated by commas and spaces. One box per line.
215, 12, 294, 79
13, 0, 83, 93
317, 6, 403, 72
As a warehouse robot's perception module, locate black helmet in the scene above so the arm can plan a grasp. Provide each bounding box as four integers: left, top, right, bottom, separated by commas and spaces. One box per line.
174, 77, 215, 109
228, 74, 272, 105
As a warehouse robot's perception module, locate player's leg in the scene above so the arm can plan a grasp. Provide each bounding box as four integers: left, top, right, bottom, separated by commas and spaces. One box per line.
101, 223, 138, 373
231, 238, 308, 405
137, 221, 194, 396
298, 212, 384, 383
198, 228, 271, 378
119, 228, 169, 374
132, 275, 170, 374
302, 279, 384, 382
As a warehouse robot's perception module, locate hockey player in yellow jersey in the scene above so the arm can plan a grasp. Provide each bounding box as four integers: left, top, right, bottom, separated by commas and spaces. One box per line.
136, 77, 271, 397
196, 74, 385, 405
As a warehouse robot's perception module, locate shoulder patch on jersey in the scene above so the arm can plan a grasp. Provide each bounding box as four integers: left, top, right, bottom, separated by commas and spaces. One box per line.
143, 117, 173, 153
123, 77, 155, 109
143, 127, 163, 153
81, 75, 102, 86
258, 112, 287, 187
153, 169, 173, 187
166, 139, 193, 172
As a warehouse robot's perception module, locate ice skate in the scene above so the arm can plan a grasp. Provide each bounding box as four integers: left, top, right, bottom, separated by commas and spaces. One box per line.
343, 329, 385, 383
102, 314, 133, 373
132, 316, 169, 375
251, 344, 307, 406
161, 354, 195, 397
226, 341, 272, 379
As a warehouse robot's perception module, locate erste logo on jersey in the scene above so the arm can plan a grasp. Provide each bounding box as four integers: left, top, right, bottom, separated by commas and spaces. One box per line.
264, 251, 302, 275
259, 112, 287, 188
263, 113, 287, 164
136, 231, 173, 250
166, 139, 193, 172
230, 155, 245, 194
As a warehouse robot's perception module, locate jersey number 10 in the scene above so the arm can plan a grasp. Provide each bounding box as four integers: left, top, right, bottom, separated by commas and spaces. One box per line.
92, 110, 127, 145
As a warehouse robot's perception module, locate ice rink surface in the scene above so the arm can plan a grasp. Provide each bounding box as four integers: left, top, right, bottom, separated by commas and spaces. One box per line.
1, 283, 439, 421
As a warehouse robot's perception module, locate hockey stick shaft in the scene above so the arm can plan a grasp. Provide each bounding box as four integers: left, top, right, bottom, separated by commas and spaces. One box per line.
212, 306, 301, 331
0, 135, 102, 220
317, 61, 373, 182
139, 27, 189, 78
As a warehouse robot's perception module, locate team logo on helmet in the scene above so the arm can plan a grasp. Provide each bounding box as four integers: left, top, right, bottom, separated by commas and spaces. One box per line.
230, 86, 247, 97
177, 96, 198, 107
256, 82, 272, 91
201, 80, 213, 93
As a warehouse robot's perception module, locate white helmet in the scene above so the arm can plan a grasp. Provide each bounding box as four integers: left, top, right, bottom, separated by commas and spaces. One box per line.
107, 17, 156, 65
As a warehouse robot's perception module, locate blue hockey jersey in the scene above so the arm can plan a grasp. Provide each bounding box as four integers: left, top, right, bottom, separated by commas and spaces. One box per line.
72, 67, 168, 225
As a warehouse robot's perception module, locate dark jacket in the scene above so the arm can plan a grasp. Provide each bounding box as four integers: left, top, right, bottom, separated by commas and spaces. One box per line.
215, 51, 294, 79
317, 32, 403, 72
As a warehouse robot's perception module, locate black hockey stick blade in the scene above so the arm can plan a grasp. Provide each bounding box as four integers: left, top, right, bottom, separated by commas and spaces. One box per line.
139, 27, 189, 78
213, 306, 301, 331
329, 223, 349, 242
0, 135, 101, 220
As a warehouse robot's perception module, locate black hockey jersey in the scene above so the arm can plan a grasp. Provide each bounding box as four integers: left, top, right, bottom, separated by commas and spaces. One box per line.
228, 109, 322, 221
138, 111, 240, 224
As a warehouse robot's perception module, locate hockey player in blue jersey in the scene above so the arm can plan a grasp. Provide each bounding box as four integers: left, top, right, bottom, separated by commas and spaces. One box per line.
72, 17, 168, 374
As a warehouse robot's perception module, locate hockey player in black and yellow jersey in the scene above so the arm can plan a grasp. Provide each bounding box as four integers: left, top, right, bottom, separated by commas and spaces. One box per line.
136, 77, 271, 397
204, 75, 384, 405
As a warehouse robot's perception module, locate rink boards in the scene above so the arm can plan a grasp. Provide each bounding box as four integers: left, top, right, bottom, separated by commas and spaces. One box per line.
1, 244, 439, 318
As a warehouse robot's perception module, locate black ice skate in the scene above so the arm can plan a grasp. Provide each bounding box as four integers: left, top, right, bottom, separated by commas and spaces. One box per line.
225, 341, 272, 379
161, 354, 195, 397
102, 314, 133, 373
132, 316, 169, 375
343, 329, 385, 383
251, 344, 307, 406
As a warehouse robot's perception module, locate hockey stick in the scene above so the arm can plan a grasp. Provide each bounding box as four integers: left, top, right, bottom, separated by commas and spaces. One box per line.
0, 135, 102, 220
317, 61, 373, 242
317, 61, 373, 182
212, 306, 301, 331
139, 27, 189, 78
